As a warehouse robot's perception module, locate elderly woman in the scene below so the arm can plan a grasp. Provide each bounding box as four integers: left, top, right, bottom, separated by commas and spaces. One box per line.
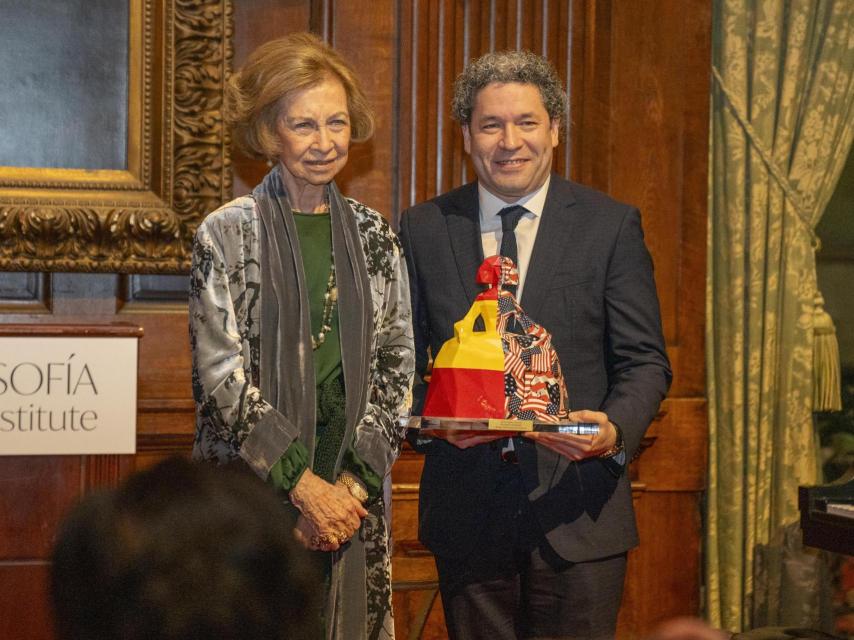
189, 32, 414, 639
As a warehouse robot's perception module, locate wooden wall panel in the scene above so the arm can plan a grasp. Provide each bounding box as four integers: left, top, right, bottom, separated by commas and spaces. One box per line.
0, 564, 54, 640
619, 491, 703, 635
570, 1, 710, 635
638, 399, 708, 492
0, 457, 82, 560
130, 312, 193, 405
0, 286, 197, 640
398, 0, 573, 214
230, 0, 313, 197
331, 0, 397, 217
573, 0, 710, 398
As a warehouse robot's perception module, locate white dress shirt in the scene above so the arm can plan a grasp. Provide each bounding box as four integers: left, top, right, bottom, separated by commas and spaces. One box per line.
478, 175, 550, 300
478, 177, 551, 456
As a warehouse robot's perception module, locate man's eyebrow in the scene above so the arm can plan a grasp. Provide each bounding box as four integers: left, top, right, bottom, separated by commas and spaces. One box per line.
476, 112, 541, 120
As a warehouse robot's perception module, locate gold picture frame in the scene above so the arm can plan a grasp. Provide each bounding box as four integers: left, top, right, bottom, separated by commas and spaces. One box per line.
0, 0, 233, 274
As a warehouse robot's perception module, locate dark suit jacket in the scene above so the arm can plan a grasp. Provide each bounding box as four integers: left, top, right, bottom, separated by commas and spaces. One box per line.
398, 175, 672, 562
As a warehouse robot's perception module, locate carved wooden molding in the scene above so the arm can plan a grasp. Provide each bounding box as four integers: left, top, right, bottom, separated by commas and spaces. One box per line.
0, 0, 233, 274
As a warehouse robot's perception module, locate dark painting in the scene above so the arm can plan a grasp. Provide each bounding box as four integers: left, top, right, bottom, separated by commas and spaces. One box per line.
0, 0, 129, 169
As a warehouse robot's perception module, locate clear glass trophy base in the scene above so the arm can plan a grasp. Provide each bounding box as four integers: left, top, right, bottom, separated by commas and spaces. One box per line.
405, 416, 599, 437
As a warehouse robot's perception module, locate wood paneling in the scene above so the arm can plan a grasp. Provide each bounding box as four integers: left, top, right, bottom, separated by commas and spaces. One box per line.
573, 0, 710, 398
0, 564, 54, 640
619, 491, 703, 635
129, 311, 193, 403
391, 477, 449, 639
398, 0, 573, 215
637, 399, 708, 492
0, 288, 196, 640
330, 0, 397, 217
0, 457, 82, 560
569, 2, 711, 634
230, 0, 313, 197
0, 1, 710, 637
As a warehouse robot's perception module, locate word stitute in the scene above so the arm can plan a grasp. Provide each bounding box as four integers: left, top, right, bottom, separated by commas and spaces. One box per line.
0, 355, 100, 432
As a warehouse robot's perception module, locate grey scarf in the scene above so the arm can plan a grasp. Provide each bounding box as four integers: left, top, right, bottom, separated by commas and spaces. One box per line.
253, 165, 373, 640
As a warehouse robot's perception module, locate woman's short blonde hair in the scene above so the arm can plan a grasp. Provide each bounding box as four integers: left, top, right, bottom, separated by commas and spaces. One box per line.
226, 32, 375, 160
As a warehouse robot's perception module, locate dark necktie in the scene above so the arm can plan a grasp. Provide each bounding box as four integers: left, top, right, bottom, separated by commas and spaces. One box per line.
498, 205, 527, 296
497, 205, 527, 457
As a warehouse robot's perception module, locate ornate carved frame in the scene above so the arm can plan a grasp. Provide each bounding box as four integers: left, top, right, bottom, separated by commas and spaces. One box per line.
0, 0, 233, 274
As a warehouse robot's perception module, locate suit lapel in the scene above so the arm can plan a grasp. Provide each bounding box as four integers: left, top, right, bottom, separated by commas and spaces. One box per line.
521, 176, 579, 320
445, 183, 484, 304
519, 177, 581, 490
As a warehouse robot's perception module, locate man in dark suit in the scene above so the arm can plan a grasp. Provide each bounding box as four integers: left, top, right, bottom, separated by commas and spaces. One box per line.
399, 50, 672, 640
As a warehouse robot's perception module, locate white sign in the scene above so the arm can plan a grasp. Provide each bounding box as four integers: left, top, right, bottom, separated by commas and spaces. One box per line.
0, 337, 137, 455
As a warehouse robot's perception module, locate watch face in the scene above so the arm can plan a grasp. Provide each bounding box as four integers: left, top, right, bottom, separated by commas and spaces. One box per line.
351, 483, 368, 502
340, 475, 368, 502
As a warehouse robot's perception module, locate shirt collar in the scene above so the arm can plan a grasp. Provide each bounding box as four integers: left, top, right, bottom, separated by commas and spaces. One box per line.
478, 174, 551, 225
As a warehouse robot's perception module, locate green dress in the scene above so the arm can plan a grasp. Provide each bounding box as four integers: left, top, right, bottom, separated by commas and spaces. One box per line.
268, 211, 381, 498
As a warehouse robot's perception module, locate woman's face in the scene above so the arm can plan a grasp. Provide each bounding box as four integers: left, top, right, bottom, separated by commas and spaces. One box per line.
276, 76, 351, 189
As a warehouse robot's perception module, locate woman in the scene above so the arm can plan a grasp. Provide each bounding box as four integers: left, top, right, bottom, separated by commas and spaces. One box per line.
189, 32, 414, 639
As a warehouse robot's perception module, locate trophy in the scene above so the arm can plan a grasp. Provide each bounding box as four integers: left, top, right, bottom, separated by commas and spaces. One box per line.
408, 256, 597, 437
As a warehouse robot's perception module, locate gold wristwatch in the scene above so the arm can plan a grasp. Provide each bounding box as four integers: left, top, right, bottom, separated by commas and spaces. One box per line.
598, 421, 624, 459
337, 473, 368, 504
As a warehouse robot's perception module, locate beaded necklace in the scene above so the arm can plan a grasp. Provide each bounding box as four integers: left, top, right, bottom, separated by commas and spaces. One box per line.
312, 261, 337, 350
291, 189, 336, 350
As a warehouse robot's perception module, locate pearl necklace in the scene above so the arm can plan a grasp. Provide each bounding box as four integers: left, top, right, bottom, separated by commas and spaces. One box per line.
311, 261, 337, 350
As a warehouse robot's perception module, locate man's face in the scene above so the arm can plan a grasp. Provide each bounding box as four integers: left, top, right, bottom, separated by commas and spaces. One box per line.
462, 82, 559, 202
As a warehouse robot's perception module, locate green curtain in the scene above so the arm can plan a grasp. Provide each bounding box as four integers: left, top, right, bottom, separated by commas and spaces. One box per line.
707, 0, 854, 632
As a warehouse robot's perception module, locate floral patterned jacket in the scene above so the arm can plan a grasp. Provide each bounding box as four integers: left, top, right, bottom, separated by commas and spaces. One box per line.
188, 193, 414, 640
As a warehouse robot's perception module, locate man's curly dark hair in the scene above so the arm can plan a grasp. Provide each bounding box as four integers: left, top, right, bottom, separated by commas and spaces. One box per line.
451, 49, 568, 133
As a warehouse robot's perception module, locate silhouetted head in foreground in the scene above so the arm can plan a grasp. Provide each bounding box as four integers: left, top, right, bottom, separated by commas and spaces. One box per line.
51, 457, 321, 640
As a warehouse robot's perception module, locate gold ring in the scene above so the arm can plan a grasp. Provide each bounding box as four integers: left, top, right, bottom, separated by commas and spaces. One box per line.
311, 534, 336, 547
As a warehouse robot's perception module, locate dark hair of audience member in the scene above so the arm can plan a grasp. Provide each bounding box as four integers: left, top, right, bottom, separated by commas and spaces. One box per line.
50, 457, 321, 640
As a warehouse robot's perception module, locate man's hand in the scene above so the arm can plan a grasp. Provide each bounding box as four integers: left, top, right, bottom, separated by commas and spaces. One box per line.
523, 410, 618, 461
431, 429, 508, 449
428, 420, 507, 449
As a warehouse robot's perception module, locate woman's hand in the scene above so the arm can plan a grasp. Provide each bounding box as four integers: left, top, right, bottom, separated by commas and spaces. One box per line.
292, 515, 344, 552
292, 514, 319, 550
289, 468, 367, 549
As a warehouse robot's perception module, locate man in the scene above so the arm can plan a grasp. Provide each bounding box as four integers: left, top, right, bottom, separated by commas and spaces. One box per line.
399, 50, 671, 639
50, 457, 322, 640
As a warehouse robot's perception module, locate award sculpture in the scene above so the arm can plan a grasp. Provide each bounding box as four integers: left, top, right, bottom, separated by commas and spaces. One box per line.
415, 256, 596, 436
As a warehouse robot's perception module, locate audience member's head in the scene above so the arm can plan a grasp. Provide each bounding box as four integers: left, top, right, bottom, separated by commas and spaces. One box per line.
51, 457, 321, 640
649, 617, 731, 640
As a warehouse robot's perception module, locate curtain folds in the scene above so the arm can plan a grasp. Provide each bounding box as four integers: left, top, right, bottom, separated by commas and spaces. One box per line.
707, 0, 854, 631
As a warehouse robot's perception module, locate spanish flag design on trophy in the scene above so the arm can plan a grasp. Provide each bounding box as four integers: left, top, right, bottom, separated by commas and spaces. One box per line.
422, 256, 569, 422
